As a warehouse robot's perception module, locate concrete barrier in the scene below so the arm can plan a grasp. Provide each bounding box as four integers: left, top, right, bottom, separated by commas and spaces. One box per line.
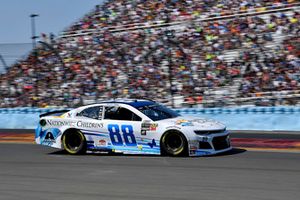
0, 106, 299, 131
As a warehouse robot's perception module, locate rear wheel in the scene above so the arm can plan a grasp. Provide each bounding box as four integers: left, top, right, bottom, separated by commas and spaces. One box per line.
62, 130, 86, 155
161, 131, 188, 157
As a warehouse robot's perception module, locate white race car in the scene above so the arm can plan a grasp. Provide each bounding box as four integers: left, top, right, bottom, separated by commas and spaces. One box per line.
35, 99, 232, 156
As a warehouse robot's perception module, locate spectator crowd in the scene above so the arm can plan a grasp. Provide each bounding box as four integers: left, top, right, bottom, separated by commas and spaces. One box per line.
0, 0, 299, 107
67, 0, 299, 32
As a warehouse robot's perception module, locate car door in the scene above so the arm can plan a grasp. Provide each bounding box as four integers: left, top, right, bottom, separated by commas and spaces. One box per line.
75, 105, 109, 148
102, 105, 143, 151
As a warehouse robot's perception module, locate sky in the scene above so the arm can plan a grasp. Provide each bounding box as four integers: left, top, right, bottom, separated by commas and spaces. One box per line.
0, 0, 105, 44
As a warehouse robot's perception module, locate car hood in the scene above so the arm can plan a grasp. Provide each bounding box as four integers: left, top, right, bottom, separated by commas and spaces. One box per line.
159, 116, 226, 131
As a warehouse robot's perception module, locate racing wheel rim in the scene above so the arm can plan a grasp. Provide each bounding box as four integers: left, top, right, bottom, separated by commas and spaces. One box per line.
63, 130, 86, 155
162, 131, 186, 156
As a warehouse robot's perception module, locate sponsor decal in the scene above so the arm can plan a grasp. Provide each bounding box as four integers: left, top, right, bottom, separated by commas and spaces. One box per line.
137, 145, 143, 150
189, 140, 198, 150
43, 132, 56, 145
190, 146, 198, 151
192, 119, 223, 126
77, 121, 103, 129
98, 107, 104, 120
148, 139, 157, 148
190, 150, 196, 155
141, 123, 158, 131
46, 120, 76, 127
97, 139, 107, 147
141, 130, 147, 136
141, 123, 151, 130
192, 119, 214, 123
175, 119, 222, 127
166, 126, 181, 130
46, 120, 103, 129
40, 119, 47, 127
150, 124, 158, 131
45, 132, 55, 140
176, 119, 193, 127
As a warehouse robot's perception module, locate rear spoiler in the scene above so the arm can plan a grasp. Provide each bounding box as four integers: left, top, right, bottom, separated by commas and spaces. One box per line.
39, 110, 71, 118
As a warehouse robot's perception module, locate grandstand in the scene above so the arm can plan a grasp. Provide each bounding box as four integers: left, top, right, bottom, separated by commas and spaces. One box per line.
0, 0, 299, 108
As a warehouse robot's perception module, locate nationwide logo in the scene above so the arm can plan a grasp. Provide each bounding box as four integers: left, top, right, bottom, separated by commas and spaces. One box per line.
46, 120, 76, 127
46, 120, 103, 128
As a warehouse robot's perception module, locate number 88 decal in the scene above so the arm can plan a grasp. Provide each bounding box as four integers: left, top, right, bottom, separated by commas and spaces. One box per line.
108, 124, 137, 146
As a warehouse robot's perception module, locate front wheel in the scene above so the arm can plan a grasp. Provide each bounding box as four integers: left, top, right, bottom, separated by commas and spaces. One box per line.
161, 131, 188, 157
62, 130, 86, 155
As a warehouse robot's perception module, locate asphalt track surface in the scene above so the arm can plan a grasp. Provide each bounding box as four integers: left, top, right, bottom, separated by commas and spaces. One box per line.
0, 143, 300, 200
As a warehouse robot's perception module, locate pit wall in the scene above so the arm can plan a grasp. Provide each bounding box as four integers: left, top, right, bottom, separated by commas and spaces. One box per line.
0, 107, 299, 131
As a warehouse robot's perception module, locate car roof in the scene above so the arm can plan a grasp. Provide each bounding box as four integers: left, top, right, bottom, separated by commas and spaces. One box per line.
90, 99, 157, 108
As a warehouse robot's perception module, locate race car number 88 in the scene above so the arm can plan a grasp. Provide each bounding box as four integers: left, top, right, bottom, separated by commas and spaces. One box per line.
108, 124, 137, 146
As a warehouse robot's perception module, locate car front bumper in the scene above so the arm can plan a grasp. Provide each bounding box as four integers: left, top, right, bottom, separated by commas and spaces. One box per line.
188, 132, 232, 156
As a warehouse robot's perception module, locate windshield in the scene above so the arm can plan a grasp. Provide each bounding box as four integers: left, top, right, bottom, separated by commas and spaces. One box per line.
137, 104, 180, 121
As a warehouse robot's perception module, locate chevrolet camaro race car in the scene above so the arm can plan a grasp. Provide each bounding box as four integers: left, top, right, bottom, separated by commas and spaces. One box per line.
35, 99, 232, 156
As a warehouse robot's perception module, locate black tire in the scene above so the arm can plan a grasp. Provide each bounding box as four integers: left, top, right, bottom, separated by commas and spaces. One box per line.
161, 130, 188, 157
62, 129, 86, 155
